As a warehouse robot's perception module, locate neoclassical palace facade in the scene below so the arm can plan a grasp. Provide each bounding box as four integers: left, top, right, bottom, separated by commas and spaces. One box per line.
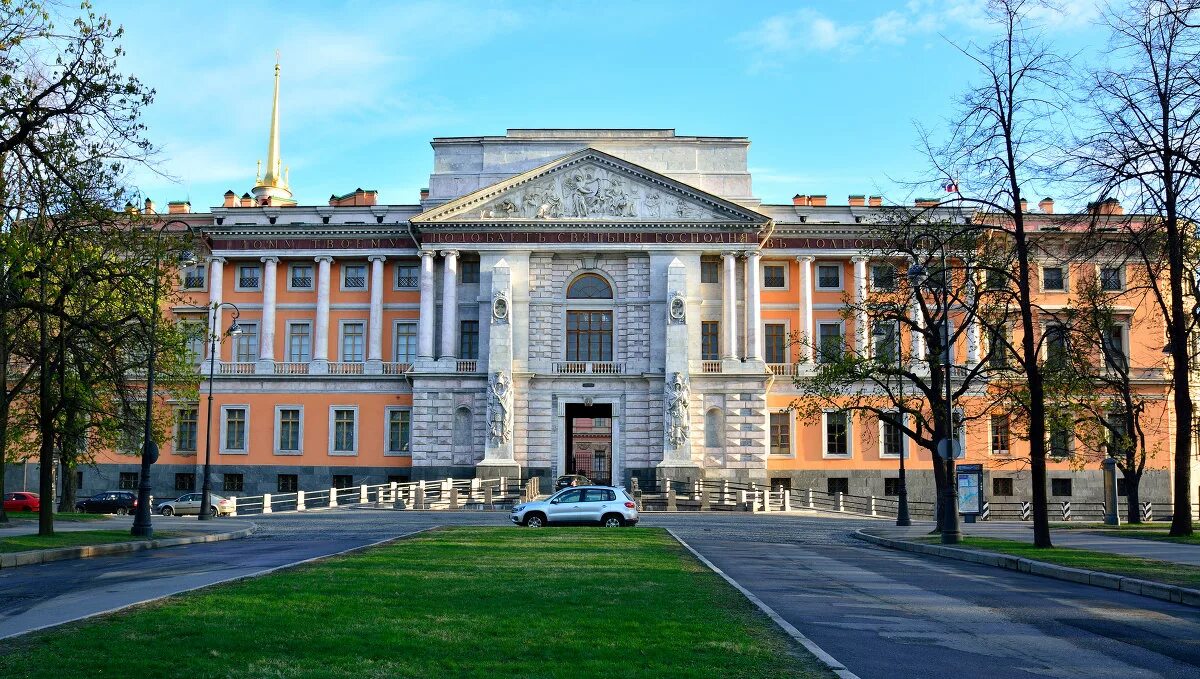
11, 81, 1185, 506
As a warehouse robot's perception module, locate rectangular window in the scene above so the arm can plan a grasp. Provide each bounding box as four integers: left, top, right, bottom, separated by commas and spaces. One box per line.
289, 263, 314, 290
175, 407, 198, 453
234, 322, 259, 363
343, 263, 367, 290
871, 264, 896, 291
341, 322, 365, 362
993, 477, 1014, 497
701, 321, 720, 361
287, 322, 312, 362
873, 321, 899, 365
387, 409, 412, 455
987, 325, 1009, 369
827, 478, 849, 495
459, 320, 479, 359
394, 322, 417, 363
181, 263, 206, 290
765, 324, 787, 363
223, 473, 244, 492
1104, 324, 1127, 372
884, 478, 901, 497
182, 320, 205, 365
460, 260, 480, 284
1049, 425, 1072, 460
174, 473, 196, 491
700, 260, 720, 284
237, 264, 261, 290
277, 408, 301, 454
223, 407, 247, 452
394, 260, 419, 289
880, 415, 903, 458
332, 408, 357, 454
991, 415, 1010, 455
565, 311, 613, 361
985, 268, 1007, 290
769, 412, 791, 456
119, 472, 138, 490
1051, 478, 1073, 496
1044, 324, 1068, 367
816, 263, 842, 289
763, 264, 786, 288
332, 474, 354, 489
817, 322, 843, 363
824, 411, 850, 457
277, 474, 298, 493
1042, 266, 1065, 291
1100, 266, 1124, 291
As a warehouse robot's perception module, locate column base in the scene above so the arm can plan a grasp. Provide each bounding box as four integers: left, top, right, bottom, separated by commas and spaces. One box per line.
475, 461, 521, 479
656, 463, 703, 487
256, 359, 276, 374
365, 359, 383, 375
310, 359, 329, 375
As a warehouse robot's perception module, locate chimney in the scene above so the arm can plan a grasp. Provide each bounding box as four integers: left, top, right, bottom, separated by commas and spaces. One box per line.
240, 192, 253, 208
420, 188, 430, 200
1019, 198, 1028, 212
809, 195, 827, 207
144, 198, 155, 214
868, 196, 883, 207
167, 201, 191, 214
1038, 197, 1054, 214
915, 198, 939, 208
1089, 198, 1124, 216
848, 195, 866, 207
329, 189, 379, 207
792, 194, 807, 206
223, 190, 237, 208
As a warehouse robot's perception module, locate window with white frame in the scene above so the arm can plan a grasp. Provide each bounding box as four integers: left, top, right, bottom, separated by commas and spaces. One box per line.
236, 264, 261, 291
880, 413, 904, 458
816, 263, 842, 290
823, 410, 851, 457
1044, 323, 1068, 367
330, 407, 358, 455
870, 264, 896, 291
763, 264, 786, 288
181, 320, 205, 365
991, 415, 1010, 455
181, 263, 206, 290
704, 408, 724, 448
1099, 265, 1124, 291
289, 263, 314, 290
340, 322, 365, 362
765, 324, 787, 363
221, 406, 248, 453
1103, 322, 1128, 372
1041, 265, 1066, 292
769, 412, 791, 456
817, 322, 843, 363
275, 406, 302, 454
394, 322, 417, 363
234, 322, 259, 363
872, 321, 899, 365
394, 260, 419, 289
286, 322, 312, 362
386, 408, 411, 455
342, 263, 367, 290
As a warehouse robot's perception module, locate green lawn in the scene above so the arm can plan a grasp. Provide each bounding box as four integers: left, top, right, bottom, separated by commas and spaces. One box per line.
1099, 530, 1200, 546
0, 528, 832, 679
923, 536, 1200, 589
3, 512, 108, 523
0, 529, 180, 553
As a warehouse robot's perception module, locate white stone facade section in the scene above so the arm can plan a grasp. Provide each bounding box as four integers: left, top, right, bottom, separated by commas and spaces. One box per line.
206, 257, 224, 360
418, 250, 436, 359
744, 251, 763, 362
440, 250, 459, 359
367, 255, 385, 364
313, 256, 332, 366
259, 256, 278, 364
722, 252, 739, 360
797, 256, 814, 363
852, 256, 868, 355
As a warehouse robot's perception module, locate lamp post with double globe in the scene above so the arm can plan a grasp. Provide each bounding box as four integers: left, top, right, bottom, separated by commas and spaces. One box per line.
199, 302, 241, 521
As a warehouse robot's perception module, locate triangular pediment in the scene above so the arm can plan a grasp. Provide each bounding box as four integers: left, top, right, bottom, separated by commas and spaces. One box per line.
412, 148, 768, 225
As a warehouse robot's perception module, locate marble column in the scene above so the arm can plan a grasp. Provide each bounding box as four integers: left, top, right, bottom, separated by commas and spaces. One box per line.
797, 256, 815, 363
910, 295, 925, 364
417, 250, 436, 360
206, 257, 225, 361
722, 252, 739, 361
312, 256, 332, 373
366, 255, 386, 374
744, 251, 763, 362
852, 256, 869, 355
258, 256, 278, 372
966, 265, 981, 365
440, 250, 459, 360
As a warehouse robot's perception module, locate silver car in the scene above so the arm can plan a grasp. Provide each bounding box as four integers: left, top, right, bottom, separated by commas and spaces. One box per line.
511, 486, 639, 528
158, 493, 235, 517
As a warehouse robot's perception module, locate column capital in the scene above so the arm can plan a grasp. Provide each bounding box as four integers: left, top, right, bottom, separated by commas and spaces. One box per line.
746, 250, 763, 259
367, 254, 387, 263
260, 256, 279, 264
420, 249, 438, 260
440, 249, 460, 259
314, 255, 333, 263
207, 255, 226, 264
722, 250, 740, 259
796, 255, 816, 263
851, 255, 870, 264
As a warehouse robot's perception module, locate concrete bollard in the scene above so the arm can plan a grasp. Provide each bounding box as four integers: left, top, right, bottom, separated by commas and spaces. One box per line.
449, 487, 460, 510
262, 493, 272, 514
1060, 500, 1072, 521
390, 481, 398, 502
230, 497, 239, 517
835, 492, 844, 512
783, 490, 791, 512
1020, 501, 1032, 521
722, 479, 730, 505
870, 495, 877, 516
667, 488, 677, 511
484, 485, 494, 509
471, 477, 481, 492
329, 487, 339, 508
1141, 501, 1153, 522
738, 489, 748, 510
297, 490, 306, 511
807, 488, 815, 509
500, 476, 507, 494
416, 480, 426, 510
360, 484, 368, 504
693, 480, 701, 501
761, 491, 770, 512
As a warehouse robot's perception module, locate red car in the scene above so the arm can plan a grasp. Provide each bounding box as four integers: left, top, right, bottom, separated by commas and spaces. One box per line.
3, 492, 40, 513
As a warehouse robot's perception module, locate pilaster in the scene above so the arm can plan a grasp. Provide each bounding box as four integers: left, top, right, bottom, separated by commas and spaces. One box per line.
478, 258, 518, 477
659, 257, 700, 483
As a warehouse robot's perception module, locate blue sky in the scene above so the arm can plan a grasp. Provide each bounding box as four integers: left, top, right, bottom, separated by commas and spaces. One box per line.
107, 1, 1105, 209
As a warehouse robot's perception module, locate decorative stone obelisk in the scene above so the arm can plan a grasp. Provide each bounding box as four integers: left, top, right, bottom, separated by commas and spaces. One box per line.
658, 258, 701, 485
477, 258, 519, 479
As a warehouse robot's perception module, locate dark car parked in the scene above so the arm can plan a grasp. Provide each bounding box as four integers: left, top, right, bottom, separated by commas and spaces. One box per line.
75, 490, 138, 515
554, 474, 591, 491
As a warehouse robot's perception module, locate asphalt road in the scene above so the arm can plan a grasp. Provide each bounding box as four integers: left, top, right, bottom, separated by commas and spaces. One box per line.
2, 510, 1198, 679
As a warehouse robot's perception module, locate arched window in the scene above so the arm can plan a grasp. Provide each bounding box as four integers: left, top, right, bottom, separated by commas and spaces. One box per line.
567, 274, 613, 299
705, 408, 724, 448
453, 407, 473, 446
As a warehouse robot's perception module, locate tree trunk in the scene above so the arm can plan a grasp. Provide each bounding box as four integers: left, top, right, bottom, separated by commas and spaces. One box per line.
931, 445, 947, 532
37, 277, 54, 536
1125, 469, 1141, 525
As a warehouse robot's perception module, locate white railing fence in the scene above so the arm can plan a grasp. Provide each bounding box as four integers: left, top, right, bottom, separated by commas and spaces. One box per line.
227, 476, 541, 516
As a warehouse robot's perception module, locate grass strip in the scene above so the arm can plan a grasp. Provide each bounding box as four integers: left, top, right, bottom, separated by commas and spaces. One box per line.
0, 529, 182, 553
918, 536, 1200, 589
0, 527, 833, 679
3, 512, 108, 523
1097, 530, 1200, 546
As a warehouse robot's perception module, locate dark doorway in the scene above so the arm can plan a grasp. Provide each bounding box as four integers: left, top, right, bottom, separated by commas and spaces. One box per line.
565, 403, 613, 486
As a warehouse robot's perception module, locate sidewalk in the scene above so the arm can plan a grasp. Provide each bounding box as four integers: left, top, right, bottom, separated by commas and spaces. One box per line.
874, 520, 1200, 567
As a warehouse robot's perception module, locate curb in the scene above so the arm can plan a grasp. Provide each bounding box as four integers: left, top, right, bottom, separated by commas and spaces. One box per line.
666, 528, 861, 679
853, 530, 1200, 608
0, 524, 258, 570
1, 526, 438, 641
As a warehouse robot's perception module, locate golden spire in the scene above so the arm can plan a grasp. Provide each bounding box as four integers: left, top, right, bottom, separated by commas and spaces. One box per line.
251, 52, 294, 205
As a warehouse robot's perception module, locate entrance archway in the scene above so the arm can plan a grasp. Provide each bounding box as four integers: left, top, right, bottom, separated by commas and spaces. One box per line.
565, 403, 613, 485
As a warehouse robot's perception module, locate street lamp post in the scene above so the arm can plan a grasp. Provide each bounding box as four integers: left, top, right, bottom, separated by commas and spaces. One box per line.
132, 220, 197, 538
199, 302, 241, 521
895, 366, 912, 527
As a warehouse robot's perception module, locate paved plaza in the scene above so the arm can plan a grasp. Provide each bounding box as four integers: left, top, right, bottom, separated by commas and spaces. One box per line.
2, 511, 1199, 678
